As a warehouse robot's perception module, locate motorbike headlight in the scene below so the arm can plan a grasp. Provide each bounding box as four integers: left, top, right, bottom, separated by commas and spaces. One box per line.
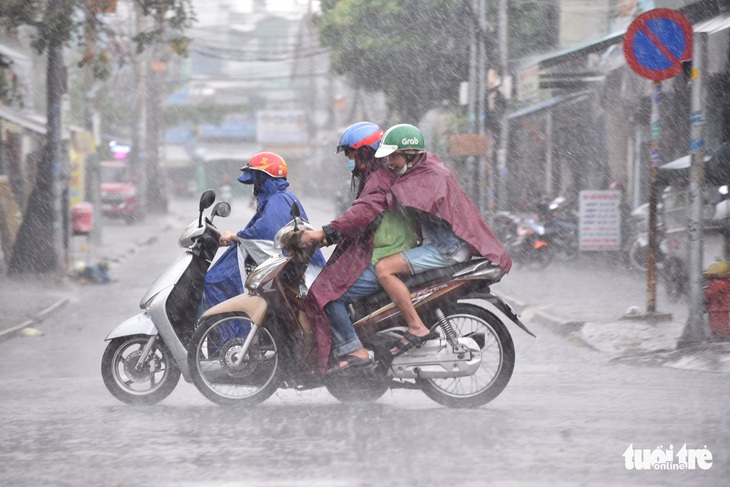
246, 255, 288, 291
178, 220, 204, 247
273, 218, 315, 249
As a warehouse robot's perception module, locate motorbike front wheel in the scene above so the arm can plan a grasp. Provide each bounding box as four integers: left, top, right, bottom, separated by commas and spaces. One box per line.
188, 312, 280, 406
421, 304, 515, 409
101, 335, 181, 405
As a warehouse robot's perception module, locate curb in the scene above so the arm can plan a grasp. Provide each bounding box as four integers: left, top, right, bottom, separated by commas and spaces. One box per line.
1, 212, 187, 342
0, 297, 70, 341
499, 293, 597, 350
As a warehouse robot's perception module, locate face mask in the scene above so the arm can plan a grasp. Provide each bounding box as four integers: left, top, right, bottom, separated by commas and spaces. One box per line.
347, 160, 356, 173
399, 164, 408, 176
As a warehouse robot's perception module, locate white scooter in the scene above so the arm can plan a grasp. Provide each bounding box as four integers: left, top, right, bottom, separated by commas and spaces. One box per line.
101, 190, 231, 404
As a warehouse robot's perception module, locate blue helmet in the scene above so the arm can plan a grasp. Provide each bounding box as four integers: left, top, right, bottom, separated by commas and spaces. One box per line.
336, 122, 383, 154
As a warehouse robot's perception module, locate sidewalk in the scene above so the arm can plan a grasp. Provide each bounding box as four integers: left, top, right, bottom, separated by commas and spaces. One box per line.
0, 200, 193, 340
496, 254, 730, 374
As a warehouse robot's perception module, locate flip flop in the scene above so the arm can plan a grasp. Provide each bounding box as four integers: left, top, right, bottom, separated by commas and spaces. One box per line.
326, 350, 375, 376
391, 330, 439, 358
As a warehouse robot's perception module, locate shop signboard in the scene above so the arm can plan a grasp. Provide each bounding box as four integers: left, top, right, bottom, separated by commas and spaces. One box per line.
579, 190, 622, 251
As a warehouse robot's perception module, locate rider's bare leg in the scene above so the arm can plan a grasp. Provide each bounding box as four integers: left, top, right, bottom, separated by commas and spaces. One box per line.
375, 254, 431, 352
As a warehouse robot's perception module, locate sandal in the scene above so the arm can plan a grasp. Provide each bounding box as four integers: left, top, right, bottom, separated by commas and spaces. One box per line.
391, 331, 439, 358
326, 350, 374, 376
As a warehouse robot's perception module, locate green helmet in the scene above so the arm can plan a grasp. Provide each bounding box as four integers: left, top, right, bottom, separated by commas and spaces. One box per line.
374, 124, 425, 158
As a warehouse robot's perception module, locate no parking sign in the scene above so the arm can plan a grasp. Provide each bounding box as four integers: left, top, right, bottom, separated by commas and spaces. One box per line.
622, 8, 694, 314
623, 8, 693, 81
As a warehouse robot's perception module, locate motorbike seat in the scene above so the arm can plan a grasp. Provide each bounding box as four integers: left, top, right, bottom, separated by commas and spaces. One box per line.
348, 258, 500, 320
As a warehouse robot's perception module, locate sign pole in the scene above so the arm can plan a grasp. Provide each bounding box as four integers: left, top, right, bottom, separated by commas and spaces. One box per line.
623, 8, 694, 318
647, 81, 661, 313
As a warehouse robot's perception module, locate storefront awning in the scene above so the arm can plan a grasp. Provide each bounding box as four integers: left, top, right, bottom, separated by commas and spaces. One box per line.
694, 10, 730, 34
0, 105, 46, 135
658, 143, 730, 186
506, 90, 591, 121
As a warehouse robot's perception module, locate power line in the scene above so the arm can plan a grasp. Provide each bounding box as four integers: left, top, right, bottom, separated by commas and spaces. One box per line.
190, 46, 329, 62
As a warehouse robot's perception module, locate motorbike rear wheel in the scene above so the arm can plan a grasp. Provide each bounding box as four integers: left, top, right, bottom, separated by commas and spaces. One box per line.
551, 232, 579, 262
188, 312, 281, 407
524, 245, 553, 271
421, 304, 515, 409
101, 335, 181, 405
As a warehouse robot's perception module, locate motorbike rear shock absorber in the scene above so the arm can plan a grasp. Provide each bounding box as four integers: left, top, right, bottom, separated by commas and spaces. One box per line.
435, 308, 466, 354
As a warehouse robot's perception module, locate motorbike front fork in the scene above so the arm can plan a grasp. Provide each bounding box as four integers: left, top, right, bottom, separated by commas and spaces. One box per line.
136, 335, 158, 371
232, 323, 261, 367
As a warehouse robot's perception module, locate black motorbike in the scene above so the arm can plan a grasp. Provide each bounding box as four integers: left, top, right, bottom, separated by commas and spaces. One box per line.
493, 211, 552, 270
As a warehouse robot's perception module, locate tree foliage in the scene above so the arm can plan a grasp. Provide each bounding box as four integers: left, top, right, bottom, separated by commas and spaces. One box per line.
317, 0, 472, 122
316, 0, 559, 123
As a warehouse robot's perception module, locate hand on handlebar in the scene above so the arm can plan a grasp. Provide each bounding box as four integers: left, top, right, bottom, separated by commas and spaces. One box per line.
301, 229, 328, 247
219, 231, 239, 246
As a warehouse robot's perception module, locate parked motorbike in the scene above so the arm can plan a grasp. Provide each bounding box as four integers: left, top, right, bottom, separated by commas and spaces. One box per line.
493, 211, 552, 270
542, 197, 579, 262
187, 205, 534, 409
101, 190, 231, 404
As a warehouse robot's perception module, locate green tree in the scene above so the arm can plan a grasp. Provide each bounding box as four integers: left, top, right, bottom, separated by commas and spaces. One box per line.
317, 0, 558, 122
317, 0, 472, 122
1, 0, 194, 275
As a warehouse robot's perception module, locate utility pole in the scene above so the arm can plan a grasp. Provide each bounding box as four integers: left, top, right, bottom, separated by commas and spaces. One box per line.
84, 5, 102, 245
679, 31, 710, 346
131, 2, 148, 219
496, 0, 509, 213
146, 8, 168, 214
466, 7, 477, 198
475, 0, 488, 215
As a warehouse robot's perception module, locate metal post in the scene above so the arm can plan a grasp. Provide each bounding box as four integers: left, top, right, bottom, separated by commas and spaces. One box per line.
476, 0, 488, 214
646, 81, 662, 313
680, 31, 710, 346
84, 8, 102, 245
496, 0, 509, 212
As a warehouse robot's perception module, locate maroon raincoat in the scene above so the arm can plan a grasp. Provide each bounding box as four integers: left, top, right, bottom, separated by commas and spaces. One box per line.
306, 165, 396, 372
389, 152, 512, 272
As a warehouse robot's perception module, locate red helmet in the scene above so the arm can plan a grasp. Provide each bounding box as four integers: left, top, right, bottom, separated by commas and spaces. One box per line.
238, 152, 288, 184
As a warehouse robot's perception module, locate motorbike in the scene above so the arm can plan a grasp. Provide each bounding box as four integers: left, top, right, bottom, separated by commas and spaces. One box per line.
186, 205, 534, 409
542, 197, 579, 262
493, 211, 552, 270
101, 190, 231, 404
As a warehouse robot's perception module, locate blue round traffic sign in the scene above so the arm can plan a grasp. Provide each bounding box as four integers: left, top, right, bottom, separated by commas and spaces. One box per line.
624, 9, 693, 81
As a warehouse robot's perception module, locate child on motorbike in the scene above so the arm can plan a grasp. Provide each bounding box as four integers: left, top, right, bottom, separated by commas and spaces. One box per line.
301, 122, 416, 374
202, 152, 325, 310
372, 124, 512, 356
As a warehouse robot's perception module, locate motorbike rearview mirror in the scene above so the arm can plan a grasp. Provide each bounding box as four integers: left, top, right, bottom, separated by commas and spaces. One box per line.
290, 203, 301, 219
290, 203, 301, 231
199, 190, 216, 227
199, 190, 216, 211
211, 201, 231, 219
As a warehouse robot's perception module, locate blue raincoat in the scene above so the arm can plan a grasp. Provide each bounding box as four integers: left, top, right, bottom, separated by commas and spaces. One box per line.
203, 177, 326, 308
